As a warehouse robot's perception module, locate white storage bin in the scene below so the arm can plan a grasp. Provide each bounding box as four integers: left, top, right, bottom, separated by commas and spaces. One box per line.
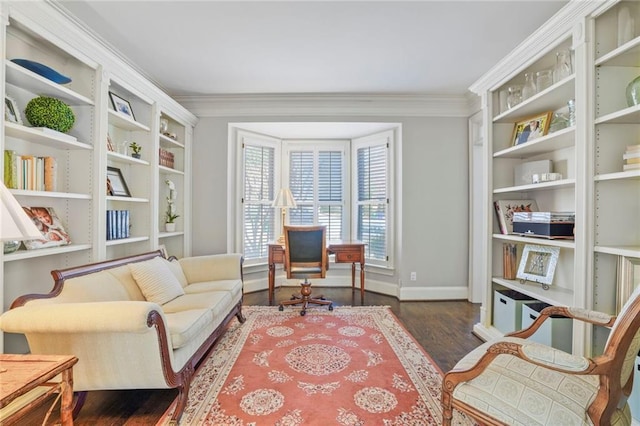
493, 289, 537, 334
629, 355, 640, 421
521, 302, 572, 353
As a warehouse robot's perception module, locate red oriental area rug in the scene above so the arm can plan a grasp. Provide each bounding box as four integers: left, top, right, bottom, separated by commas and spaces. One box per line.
157, 306, 474, 425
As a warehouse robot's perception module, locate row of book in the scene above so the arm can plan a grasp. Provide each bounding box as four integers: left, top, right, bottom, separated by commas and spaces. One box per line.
623, 144, 640, 171
159, 148, 175, 169
4, 150, 57, 191
106, 210, 131, 240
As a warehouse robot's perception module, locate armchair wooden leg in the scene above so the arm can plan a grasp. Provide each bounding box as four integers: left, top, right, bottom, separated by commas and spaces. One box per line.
441, 383, 453, 426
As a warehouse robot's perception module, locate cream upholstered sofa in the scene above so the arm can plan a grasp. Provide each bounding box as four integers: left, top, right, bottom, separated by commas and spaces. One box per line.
0, 250, 245, 423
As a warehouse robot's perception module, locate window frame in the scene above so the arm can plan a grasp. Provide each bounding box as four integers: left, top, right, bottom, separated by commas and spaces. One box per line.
236, 130, 281, 266
351, 130, 394, 268
234, 126, 396, 271
282, 140, 350, 241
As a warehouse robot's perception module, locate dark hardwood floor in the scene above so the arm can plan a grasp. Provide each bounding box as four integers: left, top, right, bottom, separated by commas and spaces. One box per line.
23, 288, 482, 425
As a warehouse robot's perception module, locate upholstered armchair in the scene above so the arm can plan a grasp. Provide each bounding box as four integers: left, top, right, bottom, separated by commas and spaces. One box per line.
442, 286, 640, 425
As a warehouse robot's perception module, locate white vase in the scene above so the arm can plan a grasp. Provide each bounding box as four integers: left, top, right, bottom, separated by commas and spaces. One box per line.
165, 223, 176, 232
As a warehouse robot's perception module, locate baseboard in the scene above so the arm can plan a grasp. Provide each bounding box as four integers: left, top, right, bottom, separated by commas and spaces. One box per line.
472, 323, 503, 342
398, 285, 468, 301
244, 277, 469, 301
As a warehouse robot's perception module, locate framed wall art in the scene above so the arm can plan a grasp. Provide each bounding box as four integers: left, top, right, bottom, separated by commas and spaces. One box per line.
106, 166, 131, 197
511, 111, 552, 146
616, 256, 640, 314
516, 244, 560, 287
4, 96, 22, 124
109, 91, 135, 120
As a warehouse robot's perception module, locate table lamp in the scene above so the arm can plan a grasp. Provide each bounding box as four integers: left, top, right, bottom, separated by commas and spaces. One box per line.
272, 188, 297, 244
1, 181, 42, 251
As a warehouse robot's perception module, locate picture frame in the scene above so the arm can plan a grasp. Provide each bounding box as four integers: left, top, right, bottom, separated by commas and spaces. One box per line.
106, 166, 131, 197
511, 111, 552, 146
616, 256, 640, 314
493, 199, 538, 234
109, 91, 135, 120
4, 96, 23, 124
516, 244, 559, 286
106, 133, 115, 152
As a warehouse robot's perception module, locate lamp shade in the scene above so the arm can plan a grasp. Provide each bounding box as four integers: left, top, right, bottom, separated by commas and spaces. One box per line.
272, 188, 297, 208
1, 181, 42, 241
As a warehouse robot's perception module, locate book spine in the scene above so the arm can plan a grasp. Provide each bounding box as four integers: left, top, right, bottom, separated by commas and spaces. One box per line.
623, 163, 640, 171
623, 151, 640, 160
493, 201, 507, 235
44, 157, 57, 192
4, 150, 17, 189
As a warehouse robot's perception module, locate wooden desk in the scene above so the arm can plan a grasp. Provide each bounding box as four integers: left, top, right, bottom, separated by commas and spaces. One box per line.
0, 354, 78, 425
268, 241, 365, 305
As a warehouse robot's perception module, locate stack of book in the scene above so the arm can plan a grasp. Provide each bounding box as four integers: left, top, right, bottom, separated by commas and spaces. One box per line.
4, 150, 56, 191
106, 210, 130, 240
623, 144, 640, 171
159, 148, 174, 169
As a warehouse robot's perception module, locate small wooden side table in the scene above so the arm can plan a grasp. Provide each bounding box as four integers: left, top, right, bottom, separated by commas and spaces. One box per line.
0, 354, 78, 425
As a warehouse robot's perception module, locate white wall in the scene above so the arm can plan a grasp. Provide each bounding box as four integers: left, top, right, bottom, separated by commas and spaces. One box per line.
190, 113, 469, 300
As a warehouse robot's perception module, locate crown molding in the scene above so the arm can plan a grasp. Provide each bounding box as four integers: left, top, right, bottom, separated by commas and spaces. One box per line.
174, 93, 472, 118
469, 0, 606, 94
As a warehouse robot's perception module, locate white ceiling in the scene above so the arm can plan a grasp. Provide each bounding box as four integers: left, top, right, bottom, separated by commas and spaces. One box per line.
57, 0, 567, 97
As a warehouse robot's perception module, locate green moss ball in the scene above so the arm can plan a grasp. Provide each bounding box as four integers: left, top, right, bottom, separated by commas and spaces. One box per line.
24, 96, 75, 133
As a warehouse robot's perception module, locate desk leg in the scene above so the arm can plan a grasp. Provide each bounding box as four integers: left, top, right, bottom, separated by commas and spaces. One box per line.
268, 263, 275, 305
360, 262, 365, 303
60, 368, 74, 425
351, 263, 356, 291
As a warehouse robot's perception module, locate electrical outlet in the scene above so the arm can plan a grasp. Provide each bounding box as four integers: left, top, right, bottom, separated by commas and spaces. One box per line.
410, 272, 417, 281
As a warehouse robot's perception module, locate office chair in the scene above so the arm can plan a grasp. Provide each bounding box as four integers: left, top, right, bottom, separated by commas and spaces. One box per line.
441, 284, 640, 426
278, 225, 333, 316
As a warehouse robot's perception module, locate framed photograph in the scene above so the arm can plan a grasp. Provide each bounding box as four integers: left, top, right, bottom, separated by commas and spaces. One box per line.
511, 111, 552, 146
106, 166, 131, 197
516, 244, 559, 286
109, 91, 135, 120
616, 256, 640, 314
22, 207, 71, 250
4, 96, 23, 124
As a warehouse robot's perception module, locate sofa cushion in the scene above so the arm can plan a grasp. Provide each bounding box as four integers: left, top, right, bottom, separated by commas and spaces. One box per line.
164, 308, 212, 349
165, 258, 188, 287
183, 279, 242, 298
130, 257, 185, 305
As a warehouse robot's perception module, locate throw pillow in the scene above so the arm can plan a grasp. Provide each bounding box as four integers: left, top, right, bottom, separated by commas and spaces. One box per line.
130, 256, 185, 305
165, 258, 188, 287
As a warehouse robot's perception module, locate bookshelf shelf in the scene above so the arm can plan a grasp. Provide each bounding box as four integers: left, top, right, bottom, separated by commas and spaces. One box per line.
3, 244, 92, 262
5, 61, 94, 106
4, 122, 92, 150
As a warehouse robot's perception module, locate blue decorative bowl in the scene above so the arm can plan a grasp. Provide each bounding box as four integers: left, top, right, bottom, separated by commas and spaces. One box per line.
11, 59, 72, 84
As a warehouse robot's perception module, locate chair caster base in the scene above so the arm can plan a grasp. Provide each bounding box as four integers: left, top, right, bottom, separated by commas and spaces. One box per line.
300, 310, 306, 316
278, 305, 284, 311
329, 304, 333, 311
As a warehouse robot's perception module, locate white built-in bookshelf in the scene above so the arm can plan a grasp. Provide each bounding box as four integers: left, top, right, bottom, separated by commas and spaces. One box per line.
471, 0, 640, 357
0, 1, 196, 353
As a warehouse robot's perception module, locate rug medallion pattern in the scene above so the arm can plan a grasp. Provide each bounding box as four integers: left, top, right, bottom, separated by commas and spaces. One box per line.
158, 306, 473, 425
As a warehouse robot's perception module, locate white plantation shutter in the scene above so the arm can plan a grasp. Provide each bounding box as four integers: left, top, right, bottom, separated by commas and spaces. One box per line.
286, 144, 346, 241
354, 131, 392, 266
318, 151, 343, 241
242, 141, 277, 262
